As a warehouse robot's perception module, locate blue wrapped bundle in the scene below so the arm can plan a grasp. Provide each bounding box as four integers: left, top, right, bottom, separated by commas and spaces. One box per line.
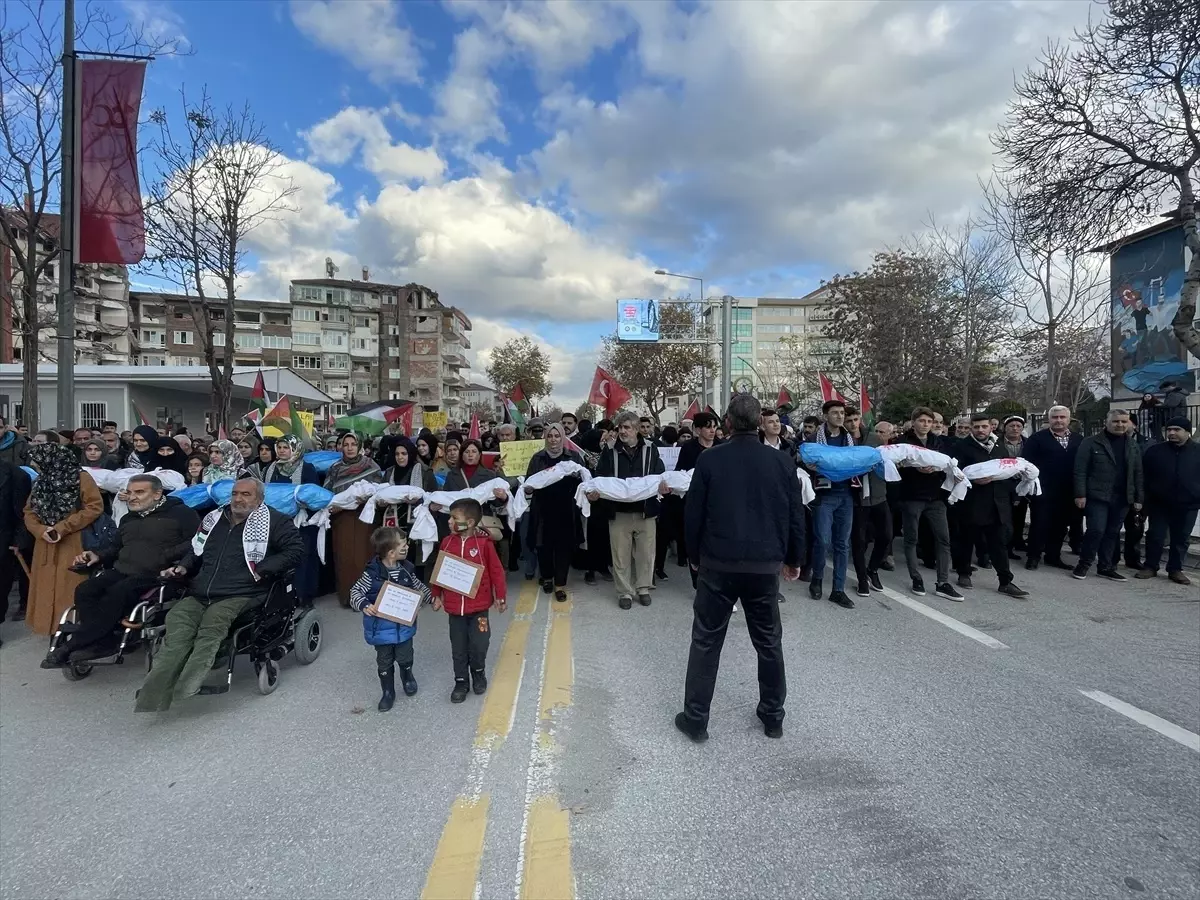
799, 444, 886, 482
174, 484, 217, 509
173, 480, 333, 517
304, 450, 341, 474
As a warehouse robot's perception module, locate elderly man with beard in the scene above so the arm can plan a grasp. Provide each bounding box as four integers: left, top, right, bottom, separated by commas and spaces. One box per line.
135, 478, 302, 711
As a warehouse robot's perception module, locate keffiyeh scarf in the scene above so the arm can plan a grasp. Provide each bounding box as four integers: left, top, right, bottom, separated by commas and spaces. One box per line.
813, 423, 855, 446
191, 504, 272, 578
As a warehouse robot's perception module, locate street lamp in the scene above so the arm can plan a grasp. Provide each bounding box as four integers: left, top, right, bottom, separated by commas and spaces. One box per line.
653, 269, 704, 303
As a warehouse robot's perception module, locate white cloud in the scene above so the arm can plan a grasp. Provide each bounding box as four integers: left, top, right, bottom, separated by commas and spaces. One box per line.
289, 0, 421, 85
304, 107, 445, 184
435, 27, 506, 147
119, 0, 190, 54
469, 315, 595, 408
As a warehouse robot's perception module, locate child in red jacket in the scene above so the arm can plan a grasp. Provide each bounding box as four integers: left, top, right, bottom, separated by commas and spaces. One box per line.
431, 498, 508, 703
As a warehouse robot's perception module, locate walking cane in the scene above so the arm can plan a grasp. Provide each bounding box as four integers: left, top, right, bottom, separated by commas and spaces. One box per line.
11, 546, 30, 579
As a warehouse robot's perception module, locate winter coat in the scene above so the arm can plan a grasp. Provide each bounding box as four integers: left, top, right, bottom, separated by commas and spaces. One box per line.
350, 555, 432, 646
431, 531, 506, 616
1142, 438, 1200, 510
0, 461, 31, 551
100, 495, 200, 576
1074, 430, 1144, 506
0, 432, 29, 467
594, 437, 666, 518
952, 437, 1014, 528
525, 449, 585, 552
177, 507, 303, 605
1022, 429, 1082, 498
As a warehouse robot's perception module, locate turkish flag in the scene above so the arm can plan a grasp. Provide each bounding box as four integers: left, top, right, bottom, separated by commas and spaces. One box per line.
818, 372, 845, 404
588, 366, 631, 417
468, 412, 481, 440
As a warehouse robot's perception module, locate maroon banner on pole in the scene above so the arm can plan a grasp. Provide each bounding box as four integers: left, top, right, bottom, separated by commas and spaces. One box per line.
77, 59, 147, 264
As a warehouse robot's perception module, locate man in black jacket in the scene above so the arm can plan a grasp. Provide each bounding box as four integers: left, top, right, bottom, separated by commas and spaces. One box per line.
952, 415, 1029, 597
43, 474, 199, 667
0, 460, 32, 628
677, 393, 805, 742
1135, 417, 1198, 585
1072, 409, 1144, 580
136, 478, 303, 711
895, 407, 961, 600
1022, 405, 1083, 570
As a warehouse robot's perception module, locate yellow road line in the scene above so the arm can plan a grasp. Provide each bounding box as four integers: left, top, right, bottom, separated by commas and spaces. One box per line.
539, 597, 573, 721
520, 798, 574, 900
421, 796, 491, 900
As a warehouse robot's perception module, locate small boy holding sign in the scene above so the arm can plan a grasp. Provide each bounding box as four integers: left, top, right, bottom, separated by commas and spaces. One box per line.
350, 527, 433, 712
431, 499, 507, 704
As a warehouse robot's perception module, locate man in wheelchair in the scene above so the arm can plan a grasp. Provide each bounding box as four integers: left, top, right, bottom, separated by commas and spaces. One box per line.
43, 474, 200, 668
135, 478, 303, 712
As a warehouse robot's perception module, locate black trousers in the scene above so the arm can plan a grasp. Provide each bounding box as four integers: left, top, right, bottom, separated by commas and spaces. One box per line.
656, 496, 685, 570
1080, 499, 1127, 571
682, 568, 786, 730
70, 570, 160, 650
448, 612, 490, 681
1027, 494, 1078, 563
1144, 505, 1198, 573
375, 640, 414, 672
852, 502, 893, 584
585, 512, 611, 574
537, 545, 571, 587
1010, 497, 1029, 550
953, 521, 1013, 585
0, 546, 31, 620
1123, 506, 1146, 568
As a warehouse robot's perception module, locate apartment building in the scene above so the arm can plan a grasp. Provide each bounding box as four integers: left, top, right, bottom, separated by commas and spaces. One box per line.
1, 212, 132, 366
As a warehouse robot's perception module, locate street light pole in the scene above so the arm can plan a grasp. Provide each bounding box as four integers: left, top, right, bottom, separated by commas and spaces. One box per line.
56, 0, 76, 428
653, 268, 712, 409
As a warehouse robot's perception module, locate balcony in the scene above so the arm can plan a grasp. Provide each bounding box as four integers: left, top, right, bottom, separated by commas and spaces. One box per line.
441, 351, 469, 367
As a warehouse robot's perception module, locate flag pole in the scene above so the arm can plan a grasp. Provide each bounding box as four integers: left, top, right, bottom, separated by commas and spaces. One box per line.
55, 0, 76, 429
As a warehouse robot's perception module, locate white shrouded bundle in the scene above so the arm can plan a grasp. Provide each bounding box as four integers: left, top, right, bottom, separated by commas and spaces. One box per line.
796, 468, 816, 506
86, 467, 187, 523
508, 461, 591, 526
575, 475, 666, 518
878, 444, 970, 504
359, 485, 427, 524
961, 457, 1042, 497
422, 478, 513, 516
310, 480, 383, 559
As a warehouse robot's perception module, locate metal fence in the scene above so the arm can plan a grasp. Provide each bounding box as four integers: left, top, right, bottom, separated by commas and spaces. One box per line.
1027, 403, 1199, 438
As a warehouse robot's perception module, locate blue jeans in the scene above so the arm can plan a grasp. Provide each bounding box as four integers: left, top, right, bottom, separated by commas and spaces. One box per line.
812, 490, 854, 591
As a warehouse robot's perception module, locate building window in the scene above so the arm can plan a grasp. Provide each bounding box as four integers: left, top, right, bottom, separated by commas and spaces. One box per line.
173, 331, 193, 344
79, 402, 107, 429
235, 333, 261, 349
733, 325, 753, 338
211, 332, 226, 346
293, 355, 321, 369
322, 333, 346, 348
298, 287, 321, 301
734, 308, 753, 323
324, 356, 348, 370
388, 368, 402, 379
731, 342, 751, 355
293, 307, 317, 322
293, 332, 321, 346
142, 329, 164, 345
262, 335, 291, 349
325, 289, 344, 303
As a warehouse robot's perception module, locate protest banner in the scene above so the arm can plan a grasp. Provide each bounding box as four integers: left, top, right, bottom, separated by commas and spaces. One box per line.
498, 440, 542, 476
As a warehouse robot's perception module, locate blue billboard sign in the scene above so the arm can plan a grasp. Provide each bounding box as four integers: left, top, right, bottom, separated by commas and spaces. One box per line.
616, 299, 660, 342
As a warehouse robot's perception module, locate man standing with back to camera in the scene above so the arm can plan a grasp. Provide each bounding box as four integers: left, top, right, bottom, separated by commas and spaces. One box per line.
676, 393, 806, 743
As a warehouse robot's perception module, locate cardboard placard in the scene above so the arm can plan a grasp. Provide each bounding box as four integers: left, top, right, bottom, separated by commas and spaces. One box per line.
424, 411, 449, 432
431, 552, 485, 598
372, 581, 424, 626
498, 440, 543, 476
659, 446, 680, 472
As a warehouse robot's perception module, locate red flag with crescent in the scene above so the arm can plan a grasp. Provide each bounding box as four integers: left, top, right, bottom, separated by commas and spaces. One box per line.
588, 366, 632, 418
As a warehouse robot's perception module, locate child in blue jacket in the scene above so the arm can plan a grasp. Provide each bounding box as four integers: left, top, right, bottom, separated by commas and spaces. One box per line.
350, 527, 432, 711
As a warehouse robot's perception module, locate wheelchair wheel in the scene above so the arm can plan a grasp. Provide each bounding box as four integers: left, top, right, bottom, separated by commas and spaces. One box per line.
255, 660, 279, 695
62, 663, 93, 682
293, 610, 322, 665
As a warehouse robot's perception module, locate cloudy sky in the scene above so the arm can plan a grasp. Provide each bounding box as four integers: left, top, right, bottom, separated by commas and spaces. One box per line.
116, 0, 1090, 406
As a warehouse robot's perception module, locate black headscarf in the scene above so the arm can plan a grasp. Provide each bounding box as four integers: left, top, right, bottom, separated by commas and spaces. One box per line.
153, 437, 189, 475
387, 437, 420, 485
415, 433, 438, 467
28, 442, 82, 526
129, 425, 161, 470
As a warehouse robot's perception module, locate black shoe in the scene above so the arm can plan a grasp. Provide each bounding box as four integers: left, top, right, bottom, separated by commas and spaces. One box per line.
673, 711, 709, 743
40, 646, 71, 669
999, 582, 1029, 598
450, 680, 470, 703
911, 577, 926, 596
554, 589, 568, 603
759, 716, 783, 739
584, 571, 596, 585
618, 596, 633, 610
776, 592, 787, 604
378, 668, 396, 712
957, 575, 973, 589
808, 580, 823, 601
1097, 568, 1127, 582
541, 579, 553, 594
471, 668, 488, 695
799, 566, 812, 582
879, 559, 895, 571
1046, 558, 1074, 570
1024, 559, 1040, 571
1071, 563, 1088, 580
935, 582, 964, 601
829, 590, 855, 609
867, 571, 883, 592
654, 568, 668, 581
637, 593, 651, 607
399, 665, 418, 696
68, 642, 119, 663
855, 581, 870, 598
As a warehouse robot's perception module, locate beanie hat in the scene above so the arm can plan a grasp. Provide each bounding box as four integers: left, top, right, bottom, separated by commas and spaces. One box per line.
1164, 416, 1192, 433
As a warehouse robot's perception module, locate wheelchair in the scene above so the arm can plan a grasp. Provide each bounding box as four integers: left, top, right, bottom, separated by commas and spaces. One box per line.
142, 573, 323, 696
48, 579, 186, 683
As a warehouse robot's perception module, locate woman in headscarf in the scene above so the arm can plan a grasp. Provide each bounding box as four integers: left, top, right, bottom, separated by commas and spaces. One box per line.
251, 437, 277, 480
81, 438, 119, 471
23, 443, 104, 636
126, 425, 160, 472
153, 436, 189, 476
381, 437, 439, 574
524, 422, 585, 602
264, 434, 321, 603
435, 436, 461, 479
480, 432, 499, 453
184, 452, 209, 486
204, 439, 244, 483
323, 432, 383, 606
415, 433, 437, 470
236, 438, 257, 472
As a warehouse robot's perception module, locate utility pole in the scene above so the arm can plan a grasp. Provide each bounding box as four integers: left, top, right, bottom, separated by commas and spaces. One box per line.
720, 294, 733, 415
56, 0, 76, 428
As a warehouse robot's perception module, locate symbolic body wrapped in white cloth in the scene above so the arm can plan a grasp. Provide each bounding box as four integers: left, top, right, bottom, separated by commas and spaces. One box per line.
360, 485, 427, 524
423, 477, 513, 515
878, 443, 970, 503
310, 480, 383, 560
575, 474, 670, 518
508, 461, 591, 527
961, 457, 1042, 497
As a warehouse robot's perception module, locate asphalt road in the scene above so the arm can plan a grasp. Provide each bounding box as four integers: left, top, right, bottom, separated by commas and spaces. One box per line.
1, 553, 1197, 900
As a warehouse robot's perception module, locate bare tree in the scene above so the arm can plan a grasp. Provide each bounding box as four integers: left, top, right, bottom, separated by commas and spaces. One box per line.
0, 0, 181, 431
993, 0, 1200, 355
142, 89, 296, 432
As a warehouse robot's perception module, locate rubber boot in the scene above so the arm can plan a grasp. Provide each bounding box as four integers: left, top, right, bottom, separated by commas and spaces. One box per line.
471, 668, 488, 695
378, 666, 396, 712
399, 665, 418, 696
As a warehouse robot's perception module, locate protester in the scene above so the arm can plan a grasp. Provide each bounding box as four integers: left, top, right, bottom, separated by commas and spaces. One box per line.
1072, 409, 1144, 580
1022, 405, 1082, 570
101, 431, 127, 467
1122, 416, 1150, 570
653, 425, 683, 580
576, 419, 614, 584
184, 453, 209, 486
895, 408, 961, 600
1000, 416, 1028, 557
852, 420, 893, 596
677, 393, 804, 742
81, 438, 118, 471
263, 434, 322, 603
430, 498, 507, 703
560, 413, 579, 439
324, 433, 384, 606
800, 416, 820, 442
45, 474, 199, 666
0, 423, 30, 466
154, 436, 189, 476
760, 408, 793, 453
590, 411, 668, 609
0, 460, 32, 624
1135, 417, 1197, 585
249, 438, 276, 480
803, 400, 859, 608
524, 422, 585, 602
237, 438, 257, 472
350, 527, 432, 710
382, 438, 439, 574
135, 478, 302, 711
22, 443, 105, 635
126, 425, 160, 472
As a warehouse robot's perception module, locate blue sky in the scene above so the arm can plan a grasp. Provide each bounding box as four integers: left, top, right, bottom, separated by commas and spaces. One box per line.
92, 0, 1090, 404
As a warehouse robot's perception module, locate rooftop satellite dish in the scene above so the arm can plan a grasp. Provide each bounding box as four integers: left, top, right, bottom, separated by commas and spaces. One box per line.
325, 257, 339, 278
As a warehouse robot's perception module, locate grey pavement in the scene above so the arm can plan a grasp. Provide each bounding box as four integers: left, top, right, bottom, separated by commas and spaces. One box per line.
2, 552, 1198, 900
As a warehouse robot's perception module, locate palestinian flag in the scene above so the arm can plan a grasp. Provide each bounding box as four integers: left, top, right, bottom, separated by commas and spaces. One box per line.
776, 385, 793, 410
334, 401, 413, 437
133, 402, 152, 428
509, 382, 526, 404
251, 371, 269, 418
502, 394, 526, 429
468, 413, 481, 440
262, 396, 314, 448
